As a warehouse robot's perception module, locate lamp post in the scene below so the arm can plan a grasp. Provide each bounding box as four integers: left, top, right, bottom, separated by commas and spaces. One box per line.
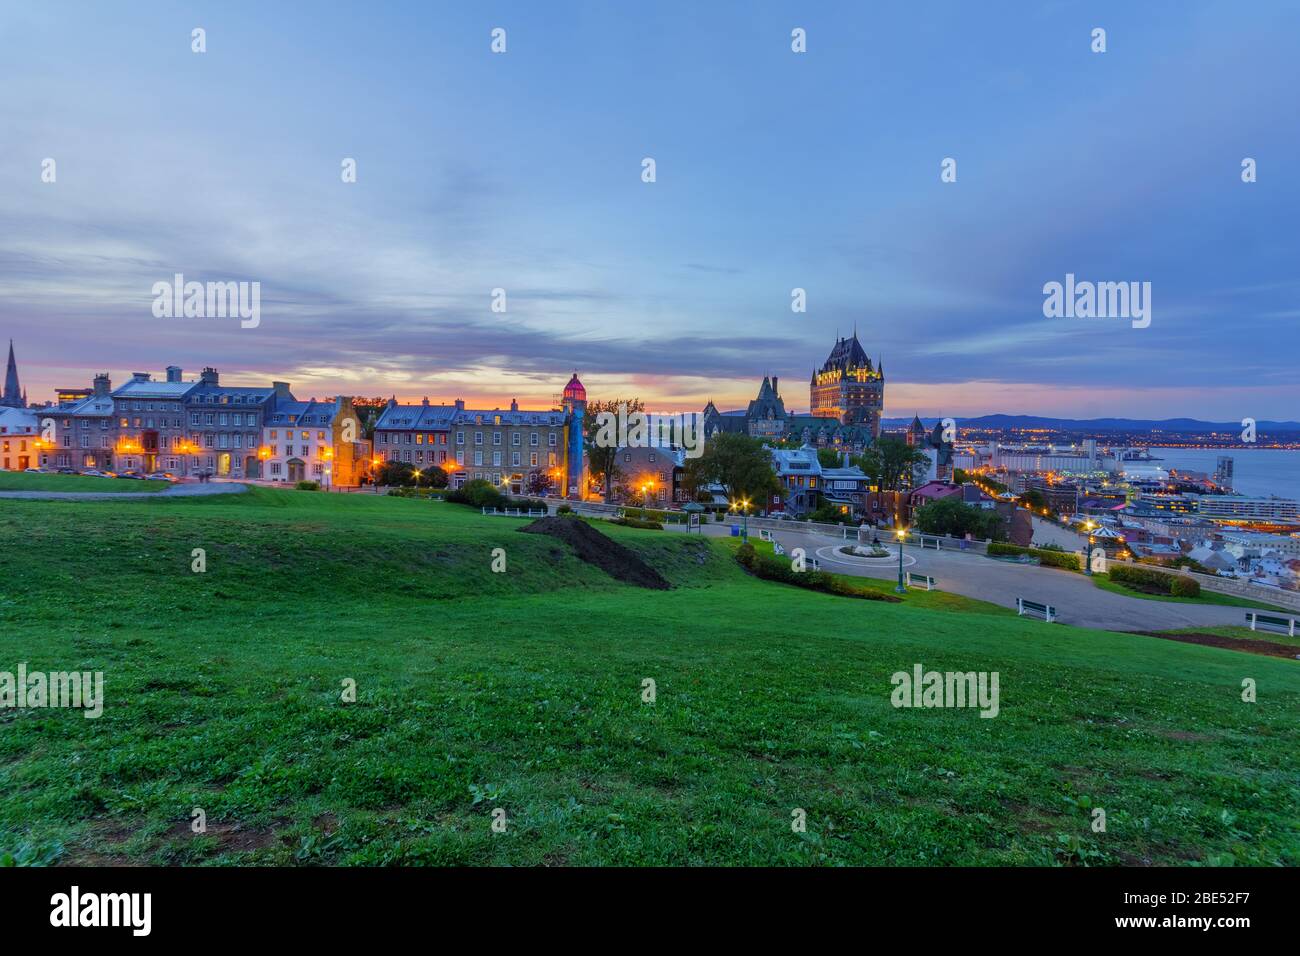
730, 497, 750, 543
1083, 519, 1096, 576
895, 526, 908, 593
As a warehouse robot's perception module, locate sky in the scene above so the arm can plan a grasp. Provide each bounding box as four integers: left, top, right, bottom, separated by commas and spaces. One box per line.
1, 1, 1298, 420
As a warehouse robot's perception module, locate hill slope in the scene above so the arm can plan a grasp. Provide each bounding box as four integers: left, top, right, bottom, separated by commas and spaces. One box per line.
0, 489, 1296, 866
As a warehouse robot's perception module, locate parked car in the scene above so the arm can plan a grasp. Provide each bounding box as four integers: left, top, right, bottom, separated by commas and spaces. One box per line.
143, 474, 174, 482
57, 467, 79, 474
82, 470, 108, 477
119, 472, 144, 480
24, 467, 42, 473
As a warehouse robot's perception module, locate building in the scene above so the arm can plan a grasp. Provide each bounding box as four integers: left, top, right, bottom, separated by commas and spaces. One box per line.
0, 406, 38, 470
611, 445, 683, 505
906, 415, 955, 484
1195, 495, 1299, 524
809, 332, 884, 438
42, 366, 296, 477
372, 373, 586, 498
702, 375, 875, 452
1214, 455, 1234, 490
766, 446, 873, 517
2, 340, 25, 408
262, 396, 371, 487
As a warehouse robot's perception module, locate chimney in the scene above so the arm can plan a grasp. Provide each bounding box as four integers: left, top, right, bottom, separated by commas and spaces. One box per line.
510, 398, 518, 411
166, 365, 183, 383
772, 376, 779, 395
200, 367, 218, 385
422, 396, 429, 406
454, 398, 465, 411
132, 372, 151, 382
272, 381, 292, 398
93, 373, 111, 397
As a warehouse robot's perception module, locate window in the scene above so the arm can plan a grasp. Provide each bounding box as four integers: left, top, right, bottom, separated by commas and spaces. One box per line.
530, 452, 538, 467
548, 433, 557, 446
493, 451, 501, 467
512, 433, 520, 446
530, 433, 538, 446
493, 432, 501, 445
473, 450, 483, 466
456, 431, 464, 445
475, 432, 483, 445
512, 452, 520, 466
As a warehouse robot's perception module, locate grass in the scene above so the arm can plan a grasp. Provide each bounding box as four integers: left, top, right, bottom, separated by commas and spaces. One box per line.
0, 488, 1297, 866
1090, 572, 1294, 613
0, 471, 168, 493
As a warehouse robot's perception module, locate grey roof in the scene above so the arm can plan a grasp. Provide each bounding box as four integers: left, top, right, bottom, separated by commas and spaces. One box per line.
112, 379, 195, 399
375, 402, 565, 430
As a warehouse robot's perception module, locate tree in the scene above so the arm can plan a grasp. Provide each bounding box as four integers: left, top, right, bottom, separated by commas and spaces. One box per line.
682, 433, 780, 508
912, 496, 1004, 541
816, 447, 844, 469
1020, 489, 1047, 511
855, 438, 928, 492
524, 468, 553, 497
583, 397, 644, 502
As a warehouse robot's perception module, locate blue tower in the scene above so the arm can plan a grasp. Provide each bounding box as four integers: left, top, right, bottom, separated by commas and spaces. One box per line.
561, 372, 586, 499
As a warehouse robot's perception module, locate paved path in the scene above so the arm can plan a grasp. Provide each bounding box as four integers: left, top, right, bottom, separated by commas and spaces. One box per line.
669, 520, 1248, 632
0, 481, 250, 501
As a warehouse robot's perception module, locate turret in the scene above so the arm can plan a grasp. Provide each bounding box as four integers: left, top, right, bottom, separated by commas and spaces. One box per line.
561, 372, 586, 499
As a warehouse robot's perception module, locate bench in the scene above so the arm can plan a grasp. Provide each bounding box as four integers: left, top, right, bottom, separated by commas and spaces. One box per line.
758, 529, 773, 542
906, 571, 937, 591
1246, 611, 1297, 636
1017, 597, 1057, 623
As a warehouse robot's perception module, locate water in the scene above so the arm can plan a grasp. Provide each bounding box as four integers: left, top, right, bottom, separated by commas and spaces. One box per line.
1146, 447, 1299, 500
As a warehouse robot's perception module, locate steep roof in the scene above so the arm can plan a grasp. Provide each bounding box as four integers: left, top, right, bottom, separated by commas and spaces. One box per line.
818, 333, 872, 375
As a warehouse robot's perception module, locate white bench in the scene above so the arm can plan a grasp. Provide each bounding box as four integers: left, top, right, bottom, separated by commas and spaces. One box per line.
758, 529, 773, 542
1246, 611, 1297, 636
906, 571, 937, 591
1017, 597, 1057, 623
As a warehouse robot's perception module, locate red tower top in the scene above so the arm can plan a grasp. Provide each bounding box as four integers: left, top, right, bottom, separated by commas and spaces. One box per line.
562, 372, 586, 402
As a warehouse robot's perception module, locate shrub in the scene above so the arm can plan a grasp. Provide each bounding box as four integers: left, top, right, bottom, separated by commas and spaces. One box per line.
295, 480, 320, 491
988, 542, 1030, 557
1169, 575, 1201, 598
556, 505, 573, 515
1035, 550, 1081, 572
1108, 563, 1174, 594
445, 479, 509, 510
734, 544, 901, 602
612, 517, 663, 530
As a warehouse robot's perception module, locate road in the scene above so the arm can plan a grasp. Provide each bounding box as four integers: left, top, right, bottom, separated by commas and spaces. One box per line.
674, 520, 1249, 632
0, 481, 249, 501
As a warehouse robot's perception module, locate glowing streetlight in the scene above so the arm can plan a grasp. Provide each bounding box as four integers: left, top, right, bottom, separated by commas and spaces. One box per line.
729, 497, 751, 543
895, 526, 908, 593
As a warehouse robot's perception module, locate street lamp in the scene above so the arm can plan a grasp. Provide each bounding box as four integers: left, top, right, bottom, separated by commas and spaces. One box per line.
895, 526, 908, 593
729, 497, 751, 543
1083, 519, 1096, 576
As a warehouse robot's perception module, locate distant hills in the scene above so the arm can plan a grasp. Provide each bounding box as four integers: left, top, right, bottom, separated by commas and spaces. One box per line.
882, 415, 1300, 432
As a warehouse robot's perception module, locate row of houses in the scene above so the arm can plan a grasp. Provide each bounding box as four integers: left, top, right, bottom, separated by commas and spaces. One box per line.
6, 362, 591, 494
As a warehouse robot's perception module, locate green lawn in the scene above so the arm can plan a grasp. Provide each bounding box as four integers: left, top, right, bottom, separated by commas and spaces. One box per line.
0, 489, 1296, 866
0, 471, 169, 493
1091, 571, 1293, 613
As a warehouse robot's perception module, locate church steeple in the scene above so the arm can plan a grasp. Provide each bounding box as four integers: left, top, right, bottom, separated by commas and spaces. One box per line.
2, 340, 21, 408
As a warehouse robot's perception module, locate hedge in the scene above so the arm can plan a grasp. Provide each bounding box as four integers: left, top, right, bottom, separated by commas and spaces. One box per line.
1109, 563, 1201, 598
988, 541, 1081, 571
735, 543, 901, 602
612, 517, 664, 530
295, 480, 320, 491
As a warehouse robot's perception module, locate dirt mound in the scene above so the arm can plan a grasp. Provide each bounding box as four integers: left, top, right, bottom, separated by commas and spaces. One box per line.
1134, 630, 1300, 659
519, 517, 671, 590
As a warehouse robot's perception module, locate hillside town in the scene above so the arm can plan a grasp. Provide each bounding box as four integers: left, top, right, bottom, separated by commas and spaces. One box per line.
2, 334, 1297, 595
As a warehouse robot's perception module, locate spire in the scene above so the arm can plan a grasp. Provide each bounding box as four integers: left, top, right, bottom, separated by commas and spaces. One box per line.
2, 340, 21, 408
